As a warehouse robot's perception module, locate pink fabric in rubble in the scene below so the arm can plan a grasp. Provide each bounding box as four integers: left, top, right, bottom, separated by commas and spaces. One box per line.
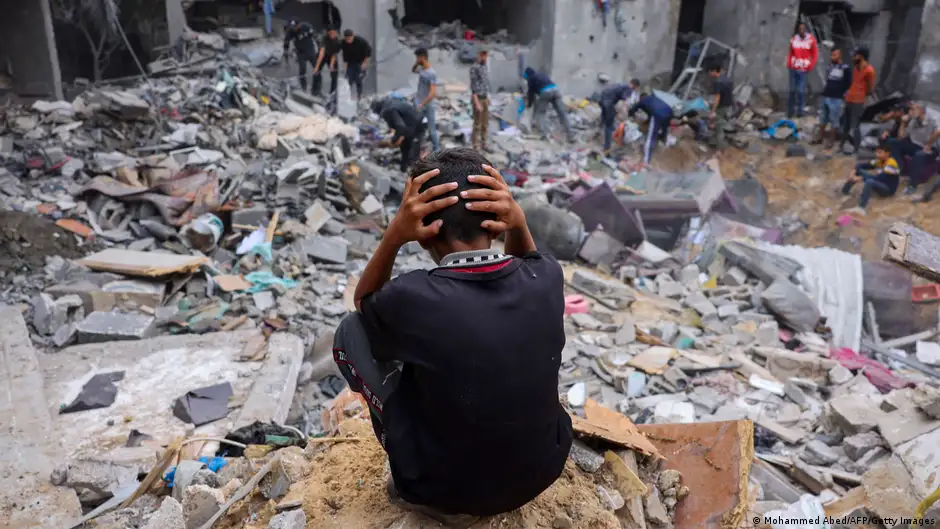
828, 347, 912, 392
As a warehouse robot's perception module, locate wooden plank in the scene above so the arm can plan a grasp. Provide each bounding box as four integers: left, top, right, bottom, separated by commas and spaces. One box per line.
637, 420, 754, 529
80, 249, 207, 277
883, 222, 940, 282
570, 399, 660, 457
823, 487, 869, 518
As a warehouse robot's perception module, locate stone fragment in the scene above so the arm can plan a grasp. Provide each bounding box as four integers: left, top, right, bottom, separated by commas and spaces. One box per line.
298, 235, 348, 264
756, 320, 779, 346
651, 321, 678, 344
32, 292, 67, 335
915, 341, 940, 366
190, 469, 221, 488
232, 207, 269, 227
75, 311, 155, 344
658, 281, 684, 299
685, 291, 717, 316
596, 485, 625, 511
359, 194, 383, 215
657, 469, 682, 490
677, 264, 700, 286
828, 365, 853, 385
855, 446, 889, 468
579, 230, 624, 265
92, 508, 140, 529
64, 459, 139, 505
614, 319, 636, 345
827, 395, 880, 435
570, 312, 602, 330
278, 447, 311, 483
800, 440, 839, 466
252, 291, 276, 311
182, 484, 223, 529
721, 266, 748, 286
569, 440, 604, 473
912, 385, 940, 419
843, 432, 884, 461
553, 514, 573, 528
142, 497, 185, 529
644, 489, 671, 526
219, 478, 243, 501
718, 304, 740, 319
269, 509, 307, 529
688, 386, 725, 414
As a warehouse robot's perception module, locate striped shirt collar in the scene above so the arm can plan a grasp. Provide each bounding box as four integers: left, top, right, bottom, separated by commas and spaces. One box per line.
438, 249, 511, 268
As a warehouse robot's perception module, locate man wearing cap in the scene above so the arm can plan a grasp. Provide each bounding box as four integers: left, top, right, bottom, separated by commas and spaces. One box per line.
282, 19, 319, 93
842, 46, 876, 154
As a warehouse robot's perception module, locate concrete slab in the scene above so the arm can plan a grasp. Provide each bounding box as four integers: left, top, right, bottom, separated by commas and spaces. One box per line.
41, 330, 303, 461
0, 305, 82, 529
233, 333, 303, 429
896, 426, 940, 498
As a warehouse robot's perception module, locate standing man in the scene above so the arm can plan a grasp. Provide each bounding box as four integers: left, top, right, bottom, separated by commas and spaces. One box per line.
313, 27, 342, 98
629, 91, 675, 165
523, 67, 574, 143
342, 29, 373, 101
708, 63, 734, 149
786, 22, 818, 118
816, 48, 852, 148
469, 49, 491, 151
842, 46, 876, 154
597, 79, 639, 154
282, 19, 319, 94
371, 97, 429, 172
412, 48, 439, 152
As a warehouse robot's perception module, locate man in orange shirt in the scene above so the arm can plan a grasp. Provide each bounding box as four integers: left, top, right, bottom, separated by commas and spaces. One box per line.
841, 47, 876, 154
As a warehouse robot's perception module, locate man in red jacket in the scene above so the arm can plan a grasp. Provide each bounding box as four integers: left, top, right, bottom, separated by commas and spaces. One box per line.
787, 22, 818, 118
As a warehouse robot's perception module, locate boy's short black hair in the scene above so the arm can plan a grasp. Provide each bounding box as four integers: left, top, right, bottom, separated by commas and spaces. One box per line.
415, 47, 429, 58
343, 29, 354, 37
408, 148, 499, 244
708, 63, 722, 73
876, 141, 892, 153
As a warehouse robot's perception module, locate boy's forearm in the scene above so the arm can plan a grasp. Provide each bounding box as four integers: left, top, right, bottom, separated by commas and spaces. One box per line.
354, 237, 402, 311
504, 221, 537, 257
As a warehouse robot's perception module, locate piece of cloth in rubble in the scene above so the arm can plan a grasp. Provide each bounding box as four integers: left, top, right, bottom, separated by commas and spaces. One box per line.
78, 169, 221, 227
764, 119, 801, 140
218, 421, 307, 457
172, 382, 233, 426
60, 371, 126, 414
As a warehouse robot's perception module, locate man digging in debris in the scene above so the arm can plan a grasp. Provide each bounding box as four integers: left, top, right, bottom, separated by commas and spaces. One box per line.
342, 29, 373, 101
282, 19, 319, 94
371, 97, 429, 172
313, 27, 342, 100
629, 89, 675, 165
597, 79, 639, 155
332, 148, 573, 526
841, 141, 900, 215
522, 65, 575, 143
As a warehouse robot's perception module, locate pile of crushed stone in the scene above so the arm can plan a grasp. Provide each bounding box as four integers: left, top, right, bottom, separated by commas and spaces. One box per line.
0, 211, 84, 274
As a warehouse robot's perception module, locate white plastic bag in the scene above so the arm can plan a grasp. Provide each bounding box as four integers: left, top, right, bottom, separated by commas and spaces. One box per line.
765, 494, 831, 529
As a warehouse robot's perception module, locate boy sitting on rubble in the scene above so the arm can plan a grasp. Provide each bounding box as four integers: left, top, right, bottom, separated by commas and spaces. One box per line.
332, 148, 573, 526
841, 142, 900, 215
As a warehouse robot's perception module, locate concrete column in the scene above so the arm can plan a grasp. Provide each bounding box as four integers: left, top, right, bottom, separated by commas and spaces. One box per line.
0, 0, 64, 99
915, 0, 940, 100
862, 11, 892, 92
167, 0, 188, 43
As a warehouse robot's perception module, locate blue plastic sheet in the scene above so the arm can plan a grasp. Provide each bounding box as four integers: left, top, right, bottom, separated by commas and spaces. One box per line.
245, 271, 299, 294
163, 457, 227, 488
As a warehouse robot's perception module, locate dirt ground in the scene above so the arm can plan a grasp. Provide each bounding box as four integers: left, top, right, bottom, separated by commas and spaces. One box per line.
0, 211, 84, 275
219, 419, 622, 529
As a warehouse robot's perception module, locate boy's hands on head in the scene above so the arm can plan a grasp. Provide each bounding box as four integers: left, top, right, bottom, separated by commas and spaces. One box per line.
385, 168, 459, 246
462, 164, 526, 234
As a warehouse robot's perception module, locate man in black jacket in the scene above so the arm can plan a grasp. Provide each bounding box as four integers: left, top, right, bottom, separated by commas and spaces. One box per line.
523, 67, 574, 143
282, 19, 318, 93
342, 29, 373, 101
313, 27, 342, 98
371, 97, 428, 171
816, 48, 852, 148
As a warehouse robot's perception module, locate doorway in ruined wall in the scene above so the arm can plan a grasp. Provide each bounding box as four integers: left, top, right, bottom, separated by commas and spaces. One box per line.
672, 0, 707, 82
400, 0, 544, 44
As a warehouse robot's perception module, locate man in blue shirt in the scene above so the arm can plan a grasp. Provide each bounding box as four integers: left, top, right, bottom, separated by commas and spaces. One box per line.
629, 92, 675, 164
523, 66, 574, 143
597, 79, 639, 153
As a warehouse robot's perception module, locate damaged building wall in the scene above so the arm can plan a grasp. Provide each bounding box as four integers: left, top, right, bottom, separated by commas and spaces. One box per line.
879, 0, 926, 97
0, 0, 63, 100
549, 0, 680, 97
914, 0, 940, 100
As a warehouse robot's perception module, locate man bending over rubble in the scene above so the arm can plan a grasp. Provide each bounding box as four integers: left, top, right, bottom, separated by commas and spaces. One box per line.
332, 148, 573, 526
371, 97, 428, 172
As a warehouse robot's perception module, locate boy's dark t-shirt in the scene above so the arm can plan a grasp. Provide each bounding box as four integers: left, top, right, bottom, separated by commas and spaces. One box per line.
359, 253, 573, 517
712, 74, 734, 109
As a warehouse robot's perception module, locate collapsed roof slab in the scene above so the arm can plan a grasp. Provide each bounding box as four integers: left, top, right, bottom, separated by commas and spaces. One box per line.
40, 329, 303, 462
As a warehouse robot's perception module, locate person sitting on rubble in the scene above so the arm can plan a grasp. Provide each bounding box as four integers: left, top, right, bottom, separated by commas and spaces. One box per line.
282, 19, 319, 94
522, 64, 575, 143
332, 148, 573, 527
629, 91, 675, 165
881, 103, 940, 196
597, 79, 640, 154
841, 141, 900, 215
371, 97, 429, 172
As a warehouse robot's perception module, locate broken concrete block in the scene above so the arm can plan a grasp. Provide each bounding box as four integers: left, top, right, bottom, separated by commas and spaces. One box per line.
53, 322, 78, 347
569, 440, 604, 473
800, 440, 838, 466
843, 432, 884, 461
651, 321, 678, 344
654, 401, 695, 424
64, 459, 139, 505
92, 508, 140, 529
658, 280, 684, 299
912, 385, 940, 419
688, 386, 725, 414
579, 230, 624, 266
268, 508, 307, 529
32, 292, 68, 335
717, 304, 740, 319
190, 469, 221, 488
614, 319, 636, 345
252, 291, 276, 312
915, 340, 940, 366
142, 497, 185, 529
644, 488, 671, 526
721, 266, 748, 286
570, 269, 633, 303
359, 194, 383, 215
855, 446, 889, 468
862, 458, 920, 521
756, 320, 778, 346
232, 207, 270, 227
298, 235, 348, 264
75, 311, 155, 344
596, 484, 625, 511
303, 201, 332, 233
760, 279, 820, 332
275, 137, 305, 159
827, 396, 880, 436
677, 263, 700, 286
182, 484, 223, 529
685, 291, 717, 317
570, 312, 602, 330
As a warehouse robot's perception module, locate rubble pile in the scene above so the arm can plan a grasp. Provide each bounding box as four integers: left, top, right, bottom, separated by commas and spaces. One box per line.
2, 23, 940, 529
